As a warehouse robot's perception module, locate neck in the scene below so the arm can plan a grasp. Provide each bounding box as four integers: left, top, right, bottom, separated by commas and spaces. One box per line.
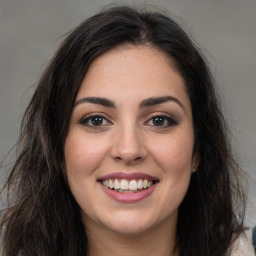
85, 217, 179, 256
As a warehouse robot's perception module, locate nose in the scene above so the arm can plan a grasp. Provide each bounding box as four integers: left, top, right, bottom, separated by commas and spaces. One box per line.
110, 124, 147, 165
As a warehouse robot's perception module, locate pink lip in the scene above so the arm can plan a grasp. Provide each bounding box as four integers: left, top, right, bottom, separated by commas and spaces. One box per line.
97, 172, 158, 181
99, 182, 157, 203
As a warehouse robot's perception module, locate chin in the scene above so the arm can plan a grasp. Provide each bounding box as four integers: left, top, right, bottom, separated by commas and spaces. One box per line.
83, 208, 158, 236
106, 222, 153, 236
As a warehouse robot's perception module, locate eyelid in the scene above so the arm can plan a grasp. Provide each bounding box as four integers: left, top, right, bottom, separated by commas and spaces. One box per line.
79, 113, 112, 127
144, 113, 178, 127
78, 112, 178, 129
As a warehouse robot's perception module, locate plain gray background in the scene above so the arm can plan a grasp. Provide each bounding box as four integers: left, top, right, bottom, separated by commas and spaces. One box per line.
0, 0, 255, 238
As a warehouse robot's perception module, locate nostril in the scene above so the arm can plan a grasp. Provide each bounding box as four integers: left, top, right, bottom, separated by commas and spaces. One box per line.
113, 155, 143, 164
110, 131, 147, 163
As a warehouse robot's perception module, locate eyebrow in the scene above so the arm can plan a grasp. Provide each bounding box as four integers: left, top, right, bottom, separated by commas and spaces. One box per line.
74, 96, 184, 110
140, 96, 184, 110
75, 97, 115, 108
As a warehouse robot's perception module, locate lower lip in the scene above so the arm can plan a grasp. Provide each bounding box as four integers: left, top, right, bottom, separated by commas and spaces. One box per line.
99, 182, 157, 203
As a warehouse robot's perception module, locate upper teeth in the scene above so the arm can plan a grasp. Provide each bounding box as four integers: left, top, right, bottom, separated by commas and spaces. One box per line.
102, 179, 153, 190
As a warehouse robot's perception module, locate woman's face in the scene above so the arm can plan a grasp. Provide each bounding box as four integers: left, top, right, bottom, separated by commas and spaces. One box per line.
64, 45, 197, 236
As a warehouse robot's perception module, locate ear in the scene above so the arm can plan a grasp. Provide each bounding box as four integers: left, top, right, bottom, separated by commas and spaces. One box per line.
191, 153, 200, 173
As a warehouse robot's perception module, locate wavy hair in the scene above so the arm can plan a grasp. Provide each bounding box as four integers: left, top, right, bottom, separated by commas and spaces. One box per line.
0, 6, 246, 256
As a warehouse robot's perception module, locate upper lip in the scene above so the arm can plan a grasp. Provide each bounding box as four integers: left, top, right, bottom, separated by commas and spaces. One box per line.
97, 172, 159, 181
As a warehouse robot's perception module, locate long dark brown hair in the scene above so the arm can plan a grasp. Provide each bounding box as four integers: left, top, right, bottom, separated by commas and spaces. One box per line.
0, 6, 246, 256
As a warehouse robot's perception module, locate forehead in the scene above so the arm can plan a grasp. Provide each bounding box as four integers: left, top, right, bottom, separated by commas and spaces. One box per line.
77, 45, 190, 111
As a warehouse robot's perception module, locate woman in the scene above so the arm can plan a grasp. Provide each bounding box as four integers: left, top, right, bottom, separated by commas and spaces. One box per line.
0, 6, 252, 256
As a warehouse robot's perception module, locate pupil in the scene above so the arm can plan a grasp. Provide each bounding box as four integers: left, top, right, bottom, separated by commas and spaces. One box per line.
92, 117, 103, 126
153, 117, 164, 126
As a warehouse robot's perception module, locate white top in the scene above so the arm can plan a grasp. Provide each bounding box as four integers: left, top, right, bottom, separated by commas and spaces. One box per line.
231, 234, 255, 256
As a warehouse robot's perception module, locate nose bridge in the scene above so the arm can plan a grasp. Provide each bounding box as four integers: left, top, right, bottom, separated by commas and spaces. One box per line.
111, 117, 146, 164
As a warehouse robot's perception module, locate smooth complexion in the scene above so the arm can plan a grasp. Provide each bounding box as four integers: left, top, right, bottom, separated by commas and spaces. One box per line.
64, 45, 198, 256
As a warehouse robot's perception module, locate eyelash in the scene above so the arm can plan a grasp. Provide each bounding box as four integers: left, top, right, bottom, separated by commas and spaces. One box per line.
145, 115, 178, 127
79, 113, 111, 128
79, 114, 178, 129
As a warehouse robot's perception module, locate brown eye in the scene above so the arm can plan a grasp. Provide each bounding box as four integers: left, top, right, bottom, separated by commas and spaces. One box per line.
90, 116, 104, 126
80, 114, 111, 127
146, 115, 178, 127
152, 117, 165, 126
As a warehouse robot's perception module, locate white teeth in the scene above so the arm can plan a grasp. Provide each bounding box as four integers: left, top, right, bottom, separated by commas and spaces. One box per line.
143, 179, 148, 188
114, 179, 120, 189
102, 178, 155, 192
109, 179, 114, 189
103, 180, 109, 187
120, 179, 129, 190
129, 180, 137, 190
138, 179, 143, 189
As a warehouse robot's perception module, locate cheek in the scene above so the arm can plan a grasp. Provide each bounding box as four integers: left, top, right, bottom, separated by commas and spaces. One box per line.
149, 131, 194, 200
150, 133, 194, 175
138, 136, 192, 223
64, 130, 109, 212
151, 136, 193, 212
159, 145, 192, 191
64, 130, 109, 174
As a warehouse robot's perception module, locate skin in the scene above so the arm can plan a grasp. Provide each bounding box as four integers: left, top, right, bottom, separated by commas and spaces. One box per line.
64, 45, 198, 256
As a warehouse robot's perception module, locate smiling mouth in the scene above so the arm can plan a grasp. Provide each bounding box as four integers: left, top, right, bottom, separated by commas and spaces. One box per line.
101, 179, 158, 193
